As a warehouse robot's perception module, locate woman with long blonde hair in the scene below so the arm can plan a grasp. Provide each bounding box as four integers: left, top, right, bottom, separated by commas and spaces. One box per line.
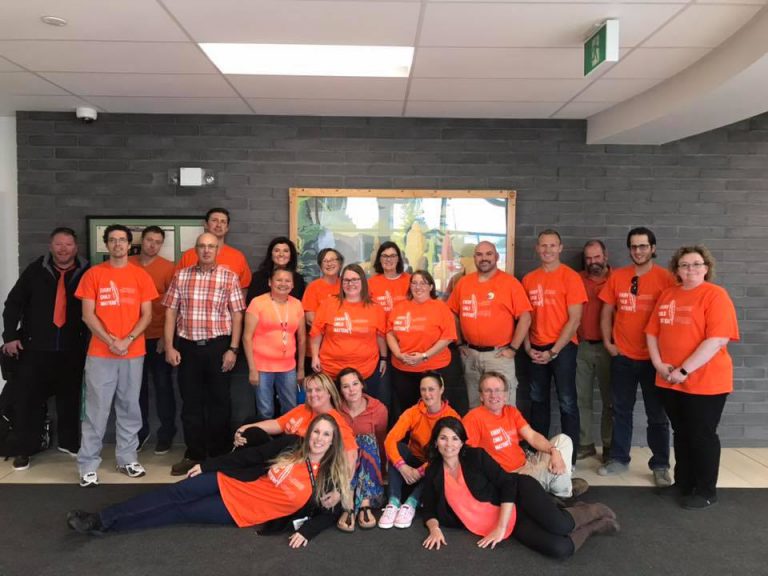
67, 414, 351, 547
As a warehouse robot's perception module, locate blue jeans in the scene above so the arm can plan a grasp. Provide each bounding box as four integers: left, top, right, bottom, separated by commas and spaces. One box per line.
608, 354, 670, 469
254, 369, 298, 420
100, 472, 235, 532
387, 442, 424, 504
139, 338, 176, 445
528, 342, 579, 465
364, 360, 388, 406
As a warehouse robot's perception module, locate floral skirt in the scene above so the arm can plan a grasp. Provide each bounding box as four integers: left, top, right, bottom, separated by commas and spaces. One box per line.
352, 433, 384, 510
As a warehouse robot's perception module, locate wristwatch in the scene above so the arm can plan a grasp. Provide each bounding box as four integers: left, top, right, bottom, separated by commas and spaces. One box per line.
678, 367, 688, 376
422, 353, 428, 362
228, 346, 239, 355
549, 350, 559, 360
127, 334, 136, 342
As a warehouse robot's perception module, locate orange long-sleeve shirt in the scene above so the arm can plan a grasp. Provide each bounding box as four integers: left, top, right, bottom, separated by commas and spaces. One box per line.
384, 400, 459, 466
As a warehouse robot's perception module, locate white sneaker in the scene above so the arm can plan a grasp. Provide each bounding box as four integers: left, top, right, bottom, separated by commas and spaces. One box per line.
394, 504, 416, 529
378, 504, 399, 529
80, 471, 99, 487
117, 462, 146, 478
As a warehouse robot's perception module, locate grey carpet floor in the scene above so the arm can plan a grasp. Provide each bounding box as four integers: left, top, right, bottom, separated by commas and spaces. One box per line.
0, 485, 764, 576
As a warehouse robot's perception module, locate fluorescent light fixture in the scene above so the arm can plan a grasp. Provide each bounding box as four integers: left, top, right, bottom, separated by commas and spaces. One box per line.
200, 43, 413, 77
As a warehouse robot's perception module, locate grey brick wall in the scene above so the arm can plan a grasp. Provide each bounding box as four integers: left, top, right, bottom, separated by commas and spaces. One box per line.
15, 111, 768, 446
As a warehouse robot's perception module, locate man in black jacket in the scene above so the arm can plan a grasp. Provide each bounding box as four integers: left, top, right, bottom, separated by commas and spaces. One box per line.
2, 227, 89, 470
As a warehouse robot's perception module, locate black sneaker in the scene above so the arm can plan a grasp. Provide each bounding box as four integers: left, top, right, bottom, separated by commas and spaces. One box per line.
171, 457, 199, 476
12, 455, 30, 471
154, 439, 172, 455
67, 510, 104, 535
682, 494, 718, 510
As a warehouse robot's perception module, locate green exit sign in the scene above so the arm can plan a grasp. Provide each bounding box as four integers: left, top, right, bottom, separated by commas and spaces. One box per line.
584, 19, 619, 76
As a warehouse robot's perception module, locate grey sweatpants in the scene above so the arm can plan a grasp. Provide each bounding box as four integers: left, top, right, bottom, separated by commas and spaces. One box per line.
77, 355, 144, 475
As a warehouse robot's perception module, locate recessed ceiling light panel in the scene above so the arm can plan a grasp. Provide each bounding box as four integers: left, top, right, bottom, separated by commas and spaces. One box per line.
200, 43, 413, 78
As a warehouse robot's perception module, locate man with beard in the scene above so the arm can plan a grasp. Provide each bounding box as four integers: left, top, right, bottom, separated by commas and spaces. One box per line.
448, 241, 532, 410
598, 227, 674, 486
575, 240, 612, 461
2, 227, 89, 471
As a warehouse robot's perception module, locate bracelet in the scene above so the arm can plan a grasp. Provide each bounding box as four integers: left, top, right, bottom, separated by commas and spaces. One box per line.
127, 334, 136, 341
508, 345, 518, 353
422, 353, 428, 361
228, 347, 239, 354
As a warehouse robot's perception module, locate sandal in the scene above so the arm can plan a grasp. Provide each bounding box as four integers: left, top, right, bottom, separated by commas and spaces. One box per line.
357, 506, 377, 530
337, 510, 355, 533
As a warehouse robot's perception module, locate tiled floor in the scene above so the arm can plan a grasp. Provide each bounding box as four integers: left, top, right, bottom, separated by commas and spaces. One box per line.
3, 445, 768, 487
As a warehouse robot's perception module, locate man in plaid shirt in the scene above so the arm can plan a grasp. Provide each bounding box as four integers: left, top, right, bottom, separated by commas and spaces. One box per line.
163, 232, 246, 476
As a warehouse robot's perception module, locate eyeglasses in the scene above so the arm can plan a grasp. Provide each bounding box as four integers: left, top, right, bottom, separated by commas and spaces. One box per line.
630, 244, 651, 251
322, 257, 340, 265
107, 237, 130, 244
630, 275, 639, 296
342, 278, 362, 284
481, 388, 506, 396
678, 262, 707, 270
380, 254, 399, 260
411, 281, 430, 287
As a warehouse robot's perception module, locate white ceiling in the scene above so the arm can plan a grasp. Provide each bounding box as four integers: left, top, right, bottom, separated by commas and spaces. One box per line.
1, 0, 767, 143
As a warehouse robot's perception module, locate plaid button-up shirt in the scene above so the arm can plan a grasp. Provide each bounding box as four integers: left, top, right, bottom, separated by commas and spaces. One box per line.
162, 265, 246, 341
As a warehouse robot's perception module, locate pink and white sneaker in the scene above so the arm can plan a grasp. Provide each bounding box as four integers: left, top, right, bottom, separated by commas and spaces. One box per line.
378, 504, 399, 529
394, 504, 416, 529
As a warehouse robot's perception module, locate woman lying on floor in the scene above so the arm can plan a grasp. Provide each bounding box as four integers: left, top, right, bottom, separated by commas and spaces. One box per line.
67, 414, 351, 548
421, 417, 619, 559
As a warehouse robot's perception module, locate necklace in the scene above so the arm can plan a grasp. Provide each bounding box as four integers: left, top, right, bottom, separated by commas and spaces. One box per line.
270, 296, 289, 356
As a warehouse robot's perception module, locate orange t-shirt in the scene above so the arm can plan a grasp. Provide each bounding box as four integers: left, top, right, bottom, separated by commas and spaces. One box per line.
218, 461, 317, 527
385, 400, 460, 464
302, 278, 341, 314
310, 299, 385, 379
75, 262, 159, 358
447, 271, 532, 348
387, 298, 457, 372
646, 282, 739, 395
577, 269, 610, 342
275, 405, 357, 452
522, 264, 587, 347
177, 243, 252, 289
444, 465, 516, 539
368, 273, 411, 314
246, 294, 304, 372
599, 265, 676, 360
128, 255, 175, 340
463, 405, 528, 472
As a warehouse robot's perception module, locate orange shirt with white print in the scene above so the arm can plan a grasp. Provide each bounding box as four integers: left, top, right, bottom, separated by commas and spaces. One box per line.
177, 243, 252, 289
384, 400, 459, 465
218, 461, 317, 527
368, 273, 411, 314
75, 262, 158, 358
388, 298, 456, 372
246, 294, 304, 372
600, 265, 676, 360
128, 255, 175, 340
275, 405, 357, 452
463, 405, 528, 473
448, 270, 532, 348
646, 282, 739, 395
522, 264, 587, 347
310, 298, 385, 380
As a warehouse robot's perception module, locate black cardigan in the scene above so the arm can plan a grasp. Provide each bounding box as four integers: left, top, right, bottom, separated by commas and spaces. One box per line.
199, 433, 338, 540
421, 446, 518, 529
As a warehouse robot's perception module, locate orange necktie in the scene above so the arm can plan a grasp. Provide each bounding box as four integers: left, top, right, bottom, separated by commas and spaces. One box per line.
53, 266, 73, 328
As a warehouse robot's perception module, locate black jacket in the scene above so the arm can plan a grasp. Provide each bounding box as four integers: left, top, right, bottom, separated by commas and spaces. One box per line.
421, 446, 518, 529
2, 254, 89, 352
200, 434, 339, 540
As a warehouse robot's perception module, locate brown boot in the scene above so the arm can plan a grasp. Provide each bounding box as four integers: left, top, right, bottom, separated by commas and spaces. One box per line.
566, 502, 617, 529
570, 516, 620, 552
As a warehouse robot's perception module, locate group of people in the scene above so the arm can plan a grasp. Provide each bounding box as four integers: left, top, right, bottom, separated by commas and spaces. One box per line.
1, 207, 739, 555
